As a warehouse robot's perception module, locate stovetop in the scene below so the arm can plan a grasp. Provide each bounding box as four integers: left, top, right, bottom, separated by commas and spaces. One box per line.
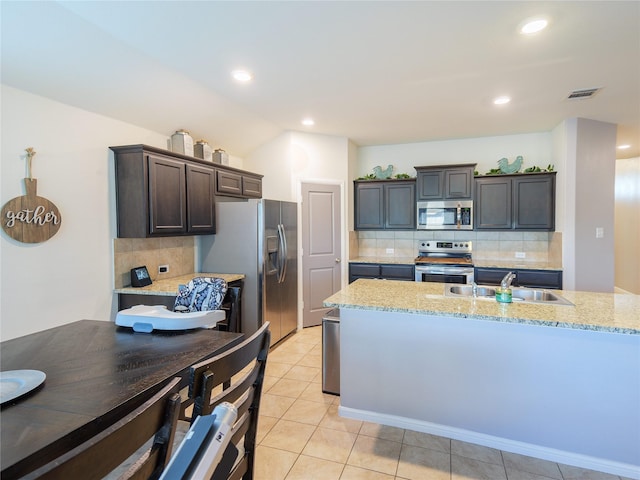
415, 240, 473, 266
414, 255, 473, 266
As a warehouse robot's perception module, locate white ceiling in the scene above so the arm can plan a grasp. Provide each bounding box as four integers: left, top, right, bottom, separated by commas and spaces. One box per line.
2, 1, 639, 159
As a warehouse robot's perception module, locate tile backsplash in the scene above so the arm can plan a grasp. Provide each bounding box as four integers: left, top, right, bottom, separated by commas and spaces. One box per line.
352, 230, 562, 266
114, 237, 195, 288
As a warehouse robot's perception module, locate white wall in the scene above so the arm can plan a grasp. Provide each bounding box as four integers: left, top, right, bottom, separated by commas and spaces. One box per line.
559, 118, 617, 292
0, 85, 170, 340
615, 157, 640, 294
244, 131, 352, 285
358, 132, 553, 178
0, 85, 626, 342
244, 131, 351, 202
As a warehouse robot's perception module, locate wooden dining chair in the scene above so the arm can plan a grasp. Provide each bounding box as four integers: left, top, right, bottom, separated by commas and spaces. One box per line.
22, 377, 182, 480
216, 285, 242, 333
180, 322, 271, 480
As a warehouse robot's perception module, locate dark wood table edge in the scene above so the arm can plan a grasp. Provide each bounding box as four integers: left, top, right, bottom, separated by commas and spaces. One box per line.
0, 321, 244, 479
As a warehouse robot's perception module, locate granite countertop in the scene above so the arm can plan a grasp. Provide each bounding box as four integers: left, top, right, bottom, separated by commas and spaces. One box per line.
350, 256, 416, 265
350, 257, 562, 271
323, 279, 640, 335
473, 260, 562, 271
115, 273, 245, 296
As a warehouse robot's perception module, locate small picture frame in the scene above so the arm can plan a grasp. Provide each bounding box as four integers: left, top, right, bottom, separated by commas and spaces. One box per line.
130, 266, 152, 287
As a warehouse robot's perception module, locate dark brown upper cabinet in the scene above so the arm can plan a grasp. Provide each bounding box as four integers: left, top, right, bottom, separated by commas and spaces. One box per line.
216, 169, 262, 198
415, 164, 475, 200
111, 144, 263, 238
474, 172, 556, 231
354, 179, 416, 230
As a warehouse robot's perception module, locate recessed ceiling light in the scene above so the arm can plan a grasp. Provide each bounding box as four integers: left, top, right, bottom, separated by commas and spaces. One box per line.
617, 144, 631, 150
520, 18, 548, 35
493, 96, 511, 105
232, 70, 252, 83
301, 118, 315, 126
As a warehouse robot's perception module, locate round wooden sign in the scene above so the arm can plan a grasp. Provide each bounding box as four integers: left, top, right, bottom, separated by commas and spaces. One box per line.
1, 178, 62, 243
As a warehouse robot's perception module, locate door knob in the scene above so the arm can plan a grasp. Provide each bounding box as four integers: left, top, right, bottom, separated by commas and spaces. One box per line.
335, 258, 341, 263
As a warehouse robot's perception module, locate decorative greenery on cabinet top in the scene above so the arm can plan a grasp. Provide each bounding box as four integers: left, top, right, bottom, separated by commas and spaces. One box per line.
356, 165, 414, 180
476, 156, 556, 176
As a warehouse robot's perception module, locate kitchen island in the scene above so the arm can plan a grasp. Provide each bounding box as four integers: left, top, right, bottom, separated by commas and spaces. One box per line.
323, 280, 640, 478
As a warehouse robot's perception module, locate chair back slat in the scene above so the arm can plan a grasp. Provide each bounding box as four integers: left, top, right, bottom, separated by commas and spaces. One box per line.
22, 377, 182, 480
181, 322, 271, 480
189, 325, 266, 400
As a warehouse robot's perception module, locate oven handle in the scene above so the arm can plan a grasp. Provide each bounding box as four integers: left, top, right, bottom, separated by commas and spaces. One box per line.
456, 204, 461, 229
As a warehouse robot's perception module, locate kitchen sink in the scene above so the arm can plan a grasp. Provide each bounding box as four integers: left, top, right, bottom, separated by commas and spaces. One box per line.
444, 284, 574, 306
449, 285, 496, 297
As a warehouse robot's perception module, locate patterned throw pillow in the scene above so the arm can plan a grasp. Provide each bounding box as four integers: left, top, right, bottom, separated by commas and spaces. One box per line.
174, 277, 228, 313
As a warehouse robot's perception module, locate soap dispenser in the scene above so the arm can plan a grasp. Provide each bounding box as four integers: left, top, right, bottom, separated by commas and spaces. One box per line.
496, 272, 516, 303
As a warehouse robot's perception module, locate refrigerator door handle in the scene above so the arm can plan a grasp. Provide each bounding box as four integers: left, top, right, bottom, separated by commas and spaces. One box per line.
278, 223, 288, 284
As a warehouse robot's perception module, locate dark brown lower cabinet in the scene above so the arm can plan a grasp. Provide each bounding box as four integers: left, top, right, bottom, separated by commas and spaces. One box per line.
474, 267, 563, 289
349, 263, 415, 283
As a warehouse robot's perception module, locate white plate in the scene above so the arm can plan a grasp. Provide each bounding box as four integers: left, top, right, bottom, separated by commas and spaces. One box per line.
0, 369, 46, 404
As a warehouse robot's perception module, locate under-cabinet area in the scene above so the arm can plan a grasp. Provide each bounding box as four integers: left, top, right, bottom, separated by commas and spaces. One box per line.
111, 144, 263, 238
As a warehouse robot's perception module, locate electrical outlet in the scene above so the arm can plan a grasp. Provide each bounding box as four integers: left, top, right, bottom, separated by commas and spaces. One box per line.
515, 252, 526, 259
159, 265, 169, 274
386, 248, 394, 254
595, 227, 604, 238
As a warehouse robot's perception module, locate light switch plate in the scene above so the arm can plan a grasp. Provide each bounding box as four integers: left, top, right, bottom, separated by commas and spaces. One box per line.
515, 252, 526, 259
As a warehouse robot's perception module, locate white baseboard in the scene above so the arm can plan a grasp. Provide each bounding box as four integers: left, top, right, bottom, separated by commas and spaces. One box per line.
339, 405, 640, 479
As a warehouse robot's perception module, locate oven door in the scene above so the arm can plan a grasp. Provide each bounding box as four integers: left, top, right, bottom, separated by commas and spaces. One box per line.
415, 265, 474, 284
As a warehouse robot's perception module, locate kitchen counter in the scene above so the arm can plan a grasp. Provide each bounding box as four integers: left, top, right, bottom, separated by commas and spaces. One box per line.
349, 256, 415, 265
325, 279, 640, 476
473, 259, 562, 270
323, 279, 639, 335
350, 258, 563, 271
115, 273, 245, 296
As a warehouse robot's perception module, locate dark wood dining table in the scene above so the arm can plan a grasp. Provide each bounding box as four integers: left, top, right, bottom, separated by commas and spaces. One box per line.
0, 319, 243, 479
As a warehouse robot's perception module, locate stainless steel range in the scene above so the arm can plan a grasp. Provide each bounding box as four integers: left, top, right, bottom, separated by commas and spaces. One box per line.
414, 240, 474, 284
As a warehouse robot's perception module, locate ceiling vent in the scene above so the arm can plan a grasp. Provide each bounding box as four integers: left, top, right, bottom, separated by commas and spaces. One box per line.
567, 88, 601, 100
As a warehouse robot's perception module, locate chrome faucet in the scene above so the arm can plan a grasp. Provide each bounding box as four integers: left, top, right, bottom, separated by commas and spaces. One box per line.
501, 272, 516, 289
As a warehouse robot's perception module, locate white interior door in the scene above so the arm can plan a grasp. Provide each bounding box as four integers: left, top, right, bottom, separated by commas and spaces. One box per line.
301, 182, 342, 327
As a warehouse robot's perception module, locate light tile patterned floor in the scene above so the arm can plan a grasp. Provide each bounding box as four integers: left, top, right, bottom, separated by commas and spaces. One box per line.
255, 326, 633, 480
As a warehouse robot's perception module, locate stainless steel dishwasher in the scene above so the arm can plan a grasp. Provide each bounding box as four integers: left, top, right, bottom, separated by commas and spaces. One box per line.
322, 309, 340, 395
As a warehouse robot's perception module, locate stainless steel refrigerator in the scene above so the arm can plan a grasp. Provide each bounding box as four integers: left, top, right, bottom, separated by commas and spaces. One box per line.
199, 199, 298, 344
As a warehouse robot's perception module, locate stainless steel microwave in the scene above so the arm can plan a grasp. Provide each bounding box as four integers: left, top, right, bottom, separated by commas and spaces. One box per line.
417, 200, 473, 230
